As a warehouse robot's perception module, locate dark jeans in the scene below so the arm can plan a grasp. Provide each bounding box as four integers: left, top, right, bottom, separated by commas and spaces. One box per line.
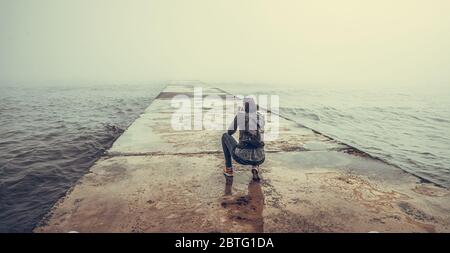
221, 133, 237, 168
222, 133, 264, 168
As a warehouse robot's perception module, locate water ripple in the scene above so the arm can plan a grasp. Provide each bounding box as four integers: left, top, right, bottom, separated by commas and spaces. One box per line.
0, 84, 163, 232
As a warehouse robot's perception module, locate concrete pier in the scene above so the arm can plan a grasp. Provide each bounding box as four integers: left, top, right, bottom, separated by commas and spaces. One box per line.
35, 82, 450, 233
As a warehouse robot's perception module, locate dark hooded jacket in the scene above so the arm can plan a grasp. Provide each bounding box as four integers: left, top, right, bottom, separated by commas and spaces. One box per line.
227, 98, 265, 165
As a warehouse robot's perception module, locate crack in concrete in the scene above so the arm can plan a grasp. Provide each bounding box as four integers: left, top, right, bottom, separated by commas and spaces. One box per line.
104, 148, 317, 157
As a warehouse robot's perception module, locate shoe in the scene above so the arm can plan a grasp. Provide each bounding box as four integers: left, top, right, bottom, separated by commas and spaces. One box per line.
223, 167, 233, 177
251, 166, 260, 181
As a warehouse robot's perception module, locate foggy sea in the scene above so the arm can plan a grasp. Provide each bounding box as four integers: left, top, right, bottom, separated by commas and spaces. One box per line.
1, 83, 449, 232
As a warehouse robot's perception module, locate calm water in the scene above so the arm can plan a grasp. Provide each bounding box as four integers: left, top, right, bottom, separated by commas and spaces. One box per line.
1, 83, 449, 232
0, 84, 163, 232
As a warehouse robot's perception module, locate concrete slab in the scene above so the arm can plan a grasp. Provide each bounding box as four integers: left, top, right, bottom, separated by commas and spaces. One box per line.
35, 83, 450, 233
262, 152, 450, 232
108, 86, 344, 155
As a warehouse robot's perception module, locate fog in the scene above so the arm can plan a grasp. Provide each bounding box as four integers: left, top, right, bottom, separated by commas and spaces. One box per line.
1, 0, 450, 89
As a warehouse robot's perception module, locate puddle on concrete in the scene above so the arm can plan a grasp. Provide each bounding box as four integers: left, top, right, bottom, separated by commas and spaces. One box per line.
267, 151, 416, 186
272, 151, 353, 170
220, 177, 264, 232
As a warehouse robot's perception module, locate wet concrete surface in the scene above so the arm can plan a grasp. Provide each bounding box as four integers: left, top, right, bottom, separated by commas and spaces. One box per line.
35, 82, 450, 233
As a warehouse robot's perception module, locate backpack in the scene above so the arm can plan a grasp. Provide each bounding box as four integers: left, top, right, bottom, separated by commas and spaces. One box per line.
241, 113, 264, 148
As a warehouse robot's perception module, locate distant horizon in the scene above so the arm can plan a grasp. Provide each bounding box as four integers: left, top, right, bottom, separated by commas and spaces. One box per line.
1, 0, 450, 90
1, 79, 448, 93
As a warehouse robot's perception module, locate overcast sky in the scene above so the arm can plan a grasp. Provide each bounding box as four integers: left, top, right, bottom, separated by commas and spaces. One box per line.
1, 0, 449, 88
